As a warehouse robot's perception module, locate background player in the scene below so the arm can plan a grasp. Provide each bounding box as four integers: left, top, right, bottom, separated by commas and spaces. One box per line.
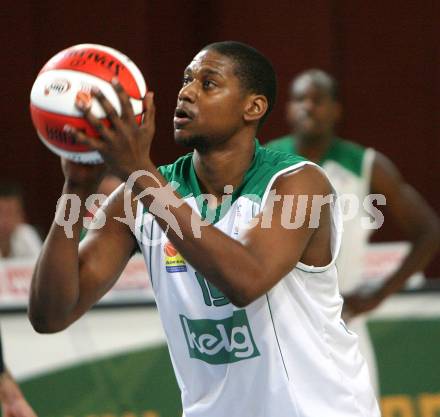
267, 69, 440, 392
0, 183, 42, 259
29, 43, 380, 416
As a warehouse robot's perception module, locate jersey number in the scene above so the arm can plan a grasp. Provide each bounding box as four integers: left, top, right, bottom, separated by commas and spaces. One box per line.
195, 272, 230, 307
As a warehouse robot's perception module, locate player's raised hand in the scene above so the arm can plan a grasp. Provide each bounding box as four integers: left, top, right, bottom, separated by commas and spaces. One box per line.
67, 79, 156, 180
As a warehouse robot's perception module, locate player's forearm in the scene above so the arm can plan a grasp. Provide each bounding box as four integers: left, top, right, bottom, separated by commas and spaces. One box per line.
134, 169, 264, 306
29, 184, 92, 332
166, 212, 261, 306
378, 220, 440, 299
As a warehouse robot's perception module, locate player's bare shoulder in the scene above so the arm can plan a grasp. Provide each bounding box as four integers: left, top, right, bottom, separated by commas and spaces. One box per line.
272, 163, 333, 197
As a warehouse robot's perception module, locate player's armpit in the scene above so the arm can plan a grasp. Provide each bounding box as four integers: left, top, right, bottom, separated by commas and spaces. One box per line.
237, 164, 334, 303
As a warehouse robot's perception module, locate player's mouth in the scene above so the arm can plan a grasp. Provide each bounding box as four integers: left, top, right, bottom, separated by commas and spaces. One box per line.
174, 107, 195, 128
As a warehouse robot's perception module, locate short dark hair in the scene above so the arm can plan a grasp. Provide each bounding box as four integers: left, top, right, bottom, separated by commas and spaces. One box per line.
291, 69, 339, 100
202, 41, 277, 127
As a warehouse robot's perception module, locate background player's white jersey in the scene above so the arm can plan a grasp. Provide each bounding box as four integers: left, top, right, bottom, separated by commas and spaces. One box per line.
322, 146, 376, 293
135, 141, 380, 417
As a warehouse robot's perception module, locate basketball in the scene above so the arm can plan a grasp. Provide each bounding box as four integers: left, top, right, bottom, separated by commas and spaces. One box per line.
30, 44, 147, 164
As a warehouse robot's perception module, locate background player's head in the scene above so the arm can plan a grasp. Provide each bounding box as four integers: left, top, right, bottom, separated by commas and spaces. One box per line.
0, 182, 26, 239
287, 69, 341, 143
174, 41, 277, 150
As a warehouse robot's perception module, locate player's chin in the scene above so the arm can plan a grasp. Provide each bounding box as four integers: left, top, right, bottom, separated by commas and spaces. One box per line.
174, 130, 208, 149
174, 128, 192, 145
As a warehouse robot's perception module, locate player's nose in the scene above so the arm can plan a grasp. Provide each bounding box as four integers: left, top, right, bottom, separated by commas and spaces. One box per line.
302, 98, 315, 112
178, 82, 197, 103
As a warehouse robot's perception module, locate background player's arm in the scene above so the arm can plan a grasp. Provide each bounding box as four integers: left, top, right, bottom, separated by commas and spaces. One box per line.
29, 162, 137, 333
344, 152, 440, 316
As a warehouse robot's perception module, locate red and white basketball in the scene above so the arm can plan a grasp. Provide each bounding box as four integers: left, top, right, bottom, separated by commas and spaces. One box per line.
30, 44, 147, 164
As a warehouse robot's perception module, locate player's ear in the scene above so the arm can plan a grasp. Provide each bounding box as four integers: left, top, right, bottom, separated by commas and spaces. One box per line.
243, 94, 268, 124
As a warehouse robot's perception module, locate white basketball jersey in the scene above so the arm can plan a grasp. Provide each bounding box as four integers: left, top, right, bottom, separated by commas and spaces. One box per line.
135, 141, 380, 417
321, 145, 376, 293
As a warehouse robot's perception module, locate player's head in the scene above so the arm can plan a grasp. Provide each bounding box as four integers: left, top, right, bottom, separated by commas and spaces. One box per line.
174, 41, 277, 149
0, 182, 25, 238
286, 69, 341, 142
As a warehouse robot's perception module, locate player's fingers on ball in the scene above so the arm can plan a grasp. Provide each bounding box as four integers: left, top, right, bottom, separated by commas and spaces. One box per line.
64, 124, 105, 151
142, 92, 156, 126
77, 133, 105, 151
90, 87, 125, 131
111, 78, 135, 122
81, 107, 113, 141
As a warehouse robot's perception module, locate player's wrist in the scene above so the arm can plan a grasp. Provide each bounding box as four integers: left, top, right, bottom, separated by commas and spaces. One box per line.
113, 158, 154, 183
63, 179, 101, 197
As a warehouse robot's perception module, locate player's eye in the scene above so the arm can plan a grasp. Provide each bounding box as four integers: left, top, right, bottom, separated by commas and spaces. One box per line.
182, 75, 192, 86
203, 80, 216, 89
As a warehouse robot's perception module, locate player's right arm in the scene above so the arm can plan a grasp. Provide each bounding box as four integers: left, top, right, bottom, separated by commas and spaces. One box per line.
29, 160, 137, 333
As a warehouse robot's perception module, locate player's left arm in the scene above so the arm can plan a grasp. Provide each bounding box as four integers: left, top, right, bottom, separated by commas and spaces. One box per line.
133, 164, 331, 307
345, 152, 440, 316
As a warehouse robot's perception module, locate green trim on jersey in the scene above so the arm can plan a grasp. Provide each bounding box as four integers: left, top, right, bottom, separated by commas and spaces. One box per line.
158, 139, 306, 223
264, 135, 295, 155
266, 135, 366, 177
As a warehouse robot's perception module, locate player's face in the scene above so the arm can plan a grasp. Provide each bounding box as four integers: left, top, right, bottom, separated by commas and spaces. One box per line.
286, 80, 340, 141
0, 197, 24, 237
174, 50, 249, 148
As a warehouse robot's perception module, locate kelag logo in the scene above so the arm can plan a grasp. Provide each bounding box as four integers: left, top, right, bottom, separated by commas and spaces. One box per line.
180, 310, 260, 364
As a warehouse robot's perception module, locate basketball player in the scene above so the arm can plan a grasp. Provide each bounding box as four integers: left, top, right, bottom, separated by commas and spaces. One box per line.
267, 69, 440, 392
0, 331, 37, 417
30, 42, 380, 416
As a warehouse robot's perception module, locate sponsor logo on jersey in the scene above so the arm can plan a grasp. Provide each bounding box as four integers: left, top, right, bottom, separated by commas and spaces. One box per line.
180, 309, 260, 364
164, 241, 187, 273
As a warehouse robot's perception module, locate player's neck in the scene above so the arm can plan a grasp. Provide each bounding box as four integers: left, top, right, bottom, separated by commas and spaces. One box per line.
295, 132, 334, 163
193, 135, 255, 200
